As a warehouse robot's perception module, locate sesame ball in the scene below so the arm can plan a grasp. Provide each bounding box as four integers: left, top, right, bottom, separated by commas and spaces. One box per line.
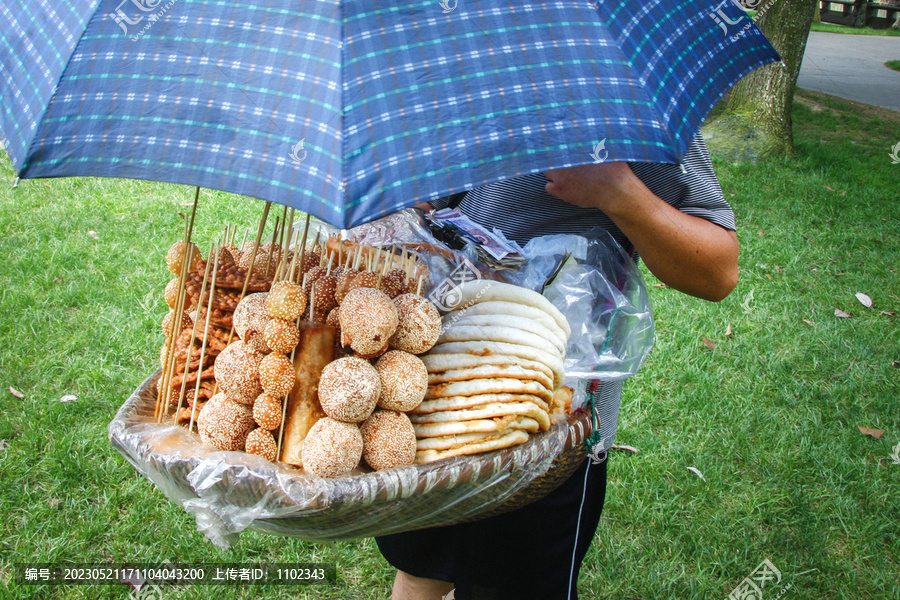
375, 350, 428, 412
245, 428, 278, 462
326, 305, 341, 337
239, 241, 282, 278
267, 281, 306, 321
389, 294, 441, 355
252, 393, 283, 430
263, 318, 300, 354
197, 393, 255, 451
350, 271, 378, 292
164, 278, 180, 309
318, 357, 381, 423
302, 417, 363, 477
339, 287, 398, 358
214, 340, 264, 404
360, 410, 416, 471
305, 266, 327, 290
166, 241, 203, 275
334, 268, 359, 304
211, 245, 236, 267
233, 292, 271, 354
258, 353, 296, 397
312, 274, 338, 314
378, 269, 406, 299
162, 309, 193, 339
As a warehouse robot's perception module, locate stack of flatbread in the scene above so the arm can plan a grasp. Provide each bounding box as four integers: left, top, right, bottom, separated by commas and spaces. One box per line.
411, 280, 572, 464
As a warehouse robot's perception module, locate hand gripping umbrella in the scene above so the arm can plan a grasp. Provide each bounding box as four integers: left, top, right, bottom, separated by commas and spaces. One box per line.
0, 0, 777, 228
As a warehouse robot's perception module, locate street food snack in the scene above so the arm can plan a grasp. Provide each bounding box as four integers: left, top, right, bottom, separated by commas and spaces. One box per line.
302, 417, 363, 477
197, 393, 255, 452
213, 340, 264, 404
233, 292, 271, 354
267, 281, 306, 321
375, 350, 428, 412
252, 393, 283, 431
339, 287, 398, 358
317, 356, 381, 423
245, 428, 278, 461
258, 353, 296, 397
389, 293, 441, 355
166, 241, 203, 275
263, 318, 300, 354
360, 409, 417, 471
279, 323, 335, 467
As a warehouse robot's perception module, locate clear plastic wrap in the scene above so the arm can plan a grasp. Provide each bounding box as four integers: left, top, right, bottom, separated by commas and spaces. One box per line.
108, 373, 590, 548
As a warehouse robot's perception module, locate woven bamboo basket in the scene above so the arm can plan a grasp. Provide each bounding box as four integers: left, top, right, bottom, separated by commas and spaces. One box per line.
109, 370, 592, 545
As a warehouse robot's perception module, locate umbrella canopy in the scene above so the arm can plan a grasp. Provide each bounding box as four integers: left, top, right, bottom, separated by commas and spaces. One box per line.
0, 0, 777, 228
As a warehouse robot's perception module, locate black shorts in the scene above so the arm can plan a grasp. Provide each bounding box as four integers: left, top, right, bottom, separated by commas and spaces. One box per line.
376, 456, 608, 600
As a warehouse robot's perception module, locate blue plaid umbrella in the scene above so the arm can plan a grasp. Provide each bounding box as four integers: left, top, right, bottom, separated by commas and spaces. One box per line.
0, 0, 777, 228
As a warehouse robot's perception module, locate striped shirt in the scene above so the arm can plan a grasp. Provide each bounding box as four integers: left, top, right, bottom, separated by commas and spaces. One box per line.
432, 133, 734, 451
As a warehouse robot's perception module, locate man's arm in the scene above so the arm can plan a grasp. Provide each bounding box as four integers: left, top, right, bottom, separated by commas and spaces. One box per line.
544, 162, 739, 302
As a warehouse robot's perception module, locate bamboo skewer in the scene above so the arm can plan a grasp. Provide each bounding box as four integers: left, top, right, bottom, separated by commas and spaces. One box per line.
188, 240, 221, 432
156, 188, 201, 420
171, 241, 216, 425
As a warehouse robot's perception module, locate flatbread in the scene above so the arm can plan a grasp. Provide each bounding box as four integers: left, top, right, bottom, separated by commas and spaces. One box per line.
443, 301, 568, 342
412, 415, 541, 438
426, 340, 565, 388
436, 325, 563, 360
416, 431, 500, 451
452, 280, 571, 337
421, 353, 555, 383
415, 430, 530, 464
408, 401, 551, 431
441, 314, 567, 354
428, 364, 554, 391
413, 392, 550, 414
426, 378, 552, 403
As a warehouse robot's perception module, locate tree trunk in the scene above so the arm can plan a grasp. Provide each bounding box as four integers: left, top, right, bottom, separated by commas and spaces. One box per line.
813, 0, 821, 23
703, 0, 818, 161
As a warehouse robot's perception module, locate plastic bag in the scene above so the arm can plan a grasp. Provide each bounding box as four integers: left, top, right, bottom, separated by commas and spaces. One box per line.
108, 374, 587, 548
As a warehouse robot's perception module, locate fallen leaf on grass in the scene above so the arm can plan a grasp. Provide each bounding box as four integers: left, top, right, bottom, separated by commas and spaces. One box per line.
773, 265, 782, 274
701, 337, 716, 351
686, 467, 706, 481
8, 387, 23, 399
0, 440, 8, 451
802, 319, 816, 327
87, 230, 99, 240
855, 293, 873, 308
834, 309, 851, 318
611, 444, 639, 454
825, 185, 834, 191
48, 498, 60, 508
652, 283, 667, 288
893, 361, 900, 368
58, 394, 77, 403
881, 311, 897, 317
858, 426, 885, 440
52, 277, 64, 284
725, 324, 733, 337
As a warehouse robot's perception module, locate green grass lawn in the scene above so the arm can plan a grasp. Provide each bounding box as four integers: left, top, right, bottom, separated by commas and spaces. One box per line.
886, 59, 900, 71
1, 88, 899, 599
